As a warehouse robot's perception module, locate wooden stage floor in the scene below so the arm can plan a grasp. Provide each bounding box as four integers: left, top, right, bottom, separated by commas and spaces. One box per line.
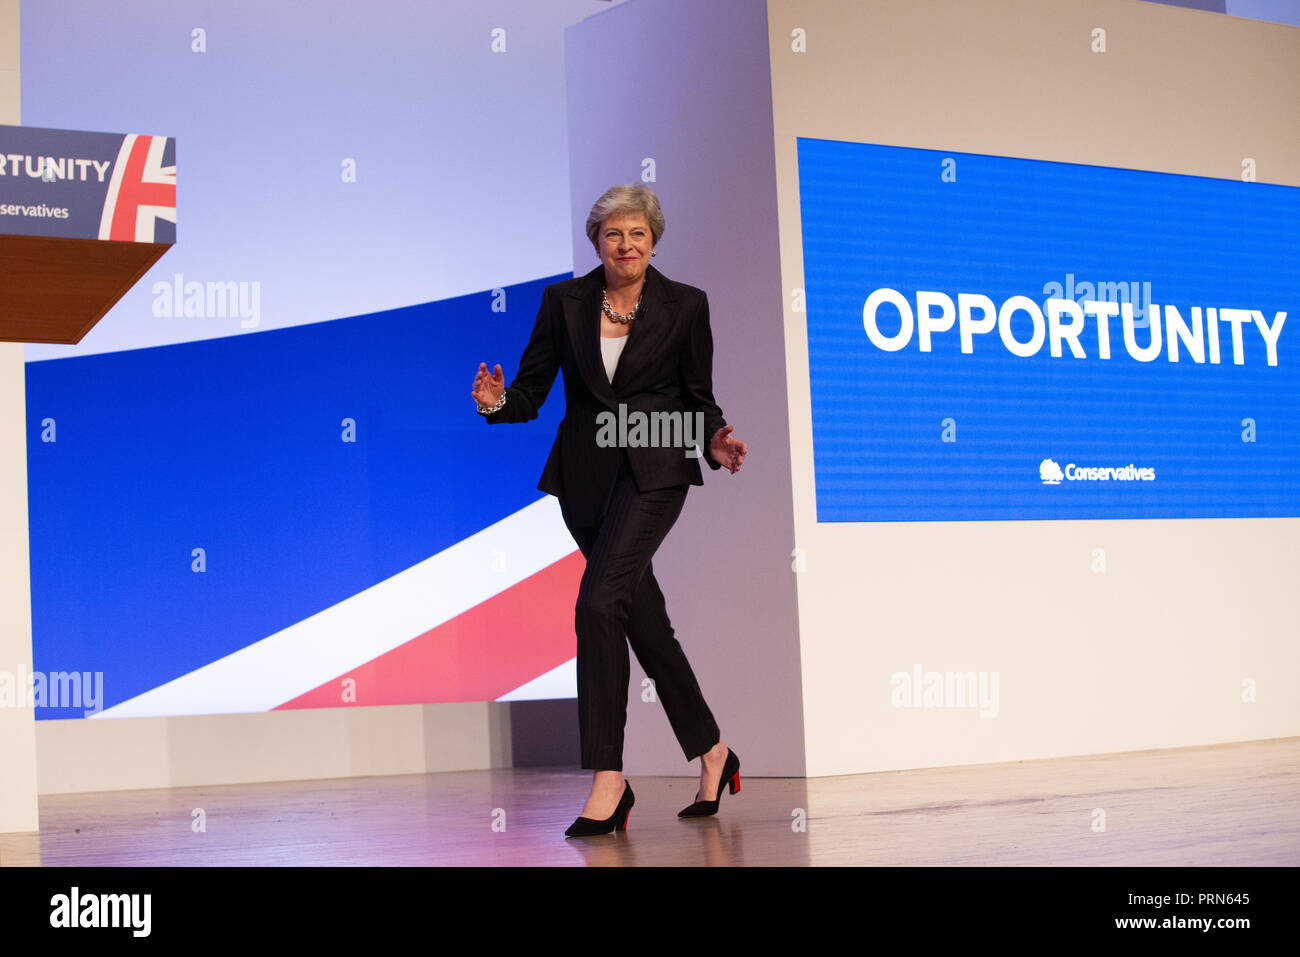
3, 737, 1297, 866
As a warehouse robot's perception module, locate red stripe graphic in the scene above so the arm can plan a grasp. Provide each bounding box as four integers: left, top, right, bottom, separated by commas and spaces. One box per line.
274, 551, 584, 709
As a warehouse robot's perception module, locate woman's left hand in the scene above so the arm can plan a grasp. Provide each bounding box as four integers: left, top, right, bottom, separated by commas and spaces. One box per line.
708, 425, 747, 474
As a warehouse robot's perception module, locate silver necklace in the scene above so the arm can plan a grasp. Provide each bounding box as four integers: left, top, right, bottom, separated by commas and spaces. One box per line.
602, 285, 642, 324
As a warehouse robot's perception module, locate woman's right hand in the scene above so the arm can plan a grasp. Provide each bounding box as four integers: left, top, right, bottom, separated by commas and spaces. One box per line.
472, 362, 506, 407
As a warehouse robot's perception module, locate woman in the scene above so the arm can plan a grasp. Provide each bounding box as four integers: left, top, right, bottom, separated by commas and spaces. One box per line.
471, 184, 747, 837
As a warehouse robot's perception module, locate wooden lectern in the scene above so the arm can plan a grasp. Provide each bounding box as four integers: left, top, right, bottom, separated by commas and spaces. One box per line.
0, 124, 175, 343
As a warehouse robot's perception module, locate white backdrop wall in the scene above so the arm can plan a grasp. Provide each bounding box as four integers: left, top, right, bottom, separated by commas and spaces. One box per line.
767, 0, 1300, 777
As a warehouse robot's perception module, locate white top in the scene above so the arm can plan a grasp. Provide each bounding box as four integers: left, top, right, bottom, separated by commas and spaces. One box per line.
600, 333, 629, 383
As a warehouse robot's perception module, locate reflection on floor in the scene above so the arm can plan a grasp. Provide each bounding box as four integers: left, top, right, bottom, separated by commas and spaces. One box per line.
3, 738, 1297, 866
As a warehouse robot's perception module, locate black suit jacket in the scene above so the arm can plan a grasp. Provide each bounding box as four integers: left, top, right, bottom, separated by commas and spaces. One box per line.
483, 262, 727, 526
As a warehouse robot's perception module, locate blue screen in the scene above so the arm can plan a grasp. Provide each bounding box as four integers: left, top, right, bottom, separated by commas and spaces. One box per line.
797, 138, 1300, 522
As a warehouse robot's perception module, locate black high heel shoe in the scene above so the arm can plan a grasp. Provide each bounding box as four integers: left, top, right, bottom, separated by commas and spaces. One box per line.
678, 748, 740, 818
565, 780, 634, 837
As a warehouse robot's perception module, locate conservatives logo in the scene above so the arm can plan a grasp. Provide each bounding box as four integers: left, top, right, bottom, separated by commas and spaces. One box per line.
1039, 458, 1155, 484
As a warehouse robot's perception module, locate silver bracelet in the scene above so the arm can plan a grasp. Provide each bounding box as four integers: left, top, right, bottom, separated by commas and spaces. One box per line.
476, 391, 507, 415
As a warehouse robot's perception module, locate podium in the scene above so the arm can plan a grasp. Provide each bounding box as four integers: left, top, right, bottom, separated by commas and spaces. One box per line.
0, 125, 175, 343
0, 124, 174, 836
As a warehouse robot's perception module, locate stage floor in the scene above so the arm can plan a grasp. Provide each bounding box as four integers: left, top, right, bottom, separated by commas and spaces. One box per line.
4, 737, 1297, 866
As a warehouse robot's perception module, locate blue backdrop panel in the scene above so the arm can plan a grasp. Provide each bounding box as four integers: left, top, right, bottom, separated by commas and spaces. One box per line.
26, 274, 568, 718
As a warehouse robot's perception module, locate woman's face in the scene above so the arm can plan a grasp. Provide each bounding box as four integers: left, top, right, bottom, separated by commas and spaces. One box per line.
597, 211, 654, 285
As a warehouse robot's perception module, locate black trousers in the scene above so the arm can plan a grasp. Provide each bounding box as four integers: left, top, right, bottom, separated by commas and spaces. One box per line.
558, 449, 721, 771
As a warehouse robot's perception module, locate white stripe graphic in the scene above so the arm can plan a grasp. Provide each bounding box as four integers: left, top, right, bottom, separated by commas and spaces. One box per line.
495, 657, 577, 701
91, 496, 577, 718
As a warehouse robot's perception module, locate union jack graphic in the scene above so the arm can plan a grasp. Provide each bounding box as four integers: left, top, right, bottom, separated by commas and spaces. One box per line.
97, 133, 176, 242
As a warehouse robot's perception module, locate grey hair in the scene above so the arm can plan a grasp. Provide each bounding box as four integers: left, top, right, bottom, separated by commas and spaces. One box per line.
585, 184, 665, 249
